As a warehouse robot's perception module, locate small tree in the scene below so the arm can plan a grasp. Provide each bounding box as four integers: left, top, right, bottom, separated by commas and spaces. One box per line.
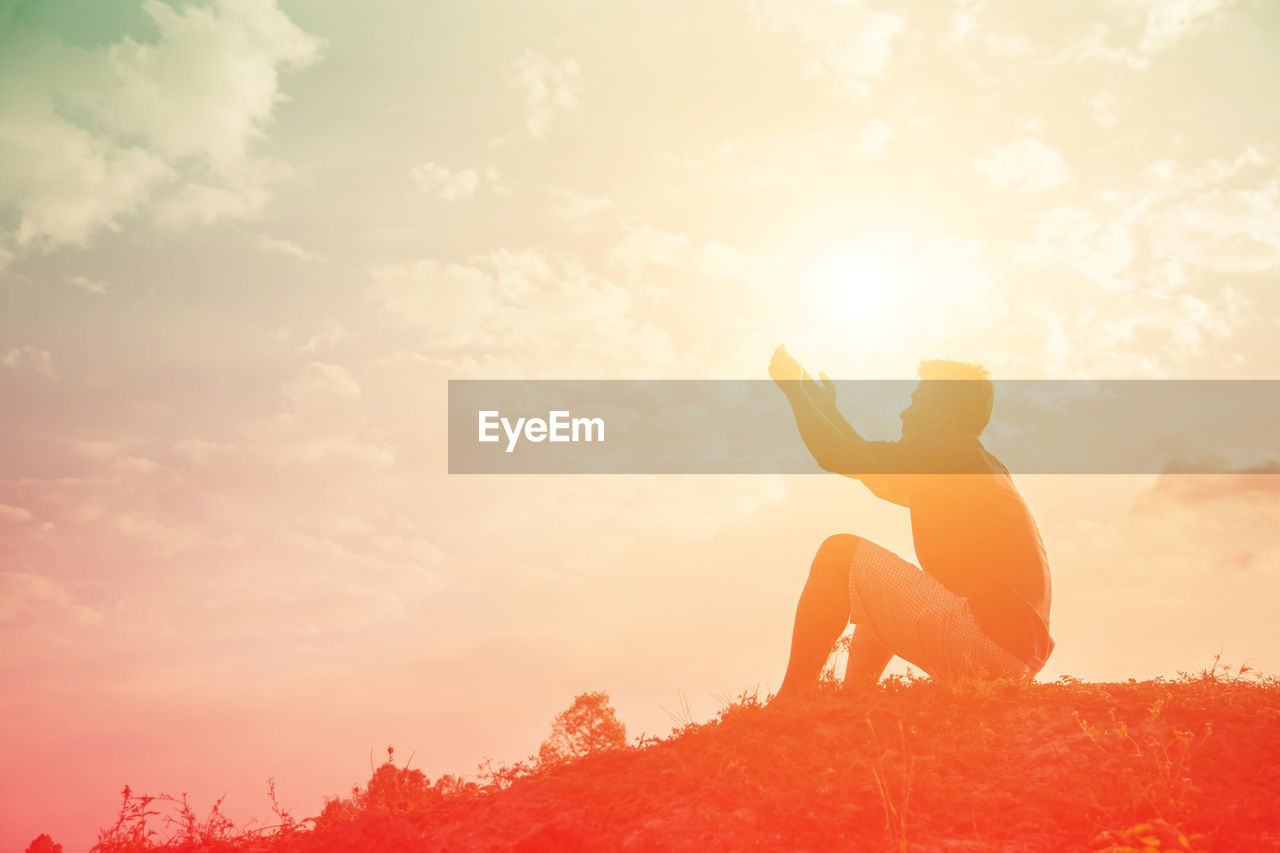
25, 835, 63, 853
537, 691, 627, 766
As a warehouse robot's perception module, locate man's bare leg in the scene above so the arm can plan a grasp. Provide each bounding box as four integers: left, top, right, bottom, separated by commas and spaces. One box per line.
775, 534, 859, 701
843, 622, 894, 690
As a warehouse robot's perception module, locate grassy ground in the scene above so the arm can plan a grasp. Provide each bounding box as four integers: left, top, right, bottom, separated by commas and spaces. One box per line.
50, 663, 1280, 853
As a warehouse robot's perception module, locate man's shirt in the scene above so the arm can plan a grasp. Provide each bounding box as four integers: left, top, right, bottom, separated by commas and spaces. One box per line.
855, 433, 1056, 672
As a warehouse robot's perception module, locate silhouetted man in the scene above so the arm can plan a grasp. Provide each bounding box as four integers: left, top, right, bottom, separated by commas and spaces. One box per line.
768, 345, 1054, 698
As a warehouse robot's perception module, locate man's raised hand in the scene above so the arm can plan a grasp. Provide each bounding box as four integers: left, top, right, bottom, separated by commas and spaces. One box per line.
803, 369, 838, 415
769, 345, 805, 390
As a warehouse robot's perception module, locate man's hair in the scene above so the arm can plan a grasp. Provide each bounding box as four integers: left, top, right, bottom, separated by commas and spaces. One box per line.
916, 359, 994, 436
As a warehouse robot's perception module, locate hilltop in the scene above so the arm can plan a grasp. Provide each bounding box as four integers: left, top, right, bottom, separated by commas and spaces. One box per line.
57, 665, 1280, 852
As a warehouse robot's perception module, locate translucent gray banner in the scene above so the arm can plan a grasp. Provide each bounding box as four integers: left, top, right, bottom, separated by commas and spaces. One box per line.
447, 380, 1280, 474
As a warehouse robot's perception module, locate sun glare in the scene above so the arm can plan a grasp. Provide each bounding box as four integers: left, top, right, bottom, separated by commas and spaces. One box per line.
797, 248, 925, 369
810, 252, 901, 316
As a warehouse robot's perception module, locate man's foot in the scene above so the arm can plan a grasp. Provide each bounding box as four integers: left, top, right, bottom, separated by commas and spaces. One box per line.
839, 679, 879, 702
764, 686, 813, 713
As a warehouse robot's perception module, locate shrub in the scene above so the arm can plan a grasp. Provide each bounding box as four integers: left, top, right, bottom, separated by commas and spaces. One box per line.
536, 691, 627, 766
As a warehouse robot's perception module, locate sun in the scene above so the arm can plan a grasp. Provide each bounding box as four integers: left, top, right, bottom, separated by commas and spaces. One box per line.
808, 251, 902, 317
794, 247, 924, 369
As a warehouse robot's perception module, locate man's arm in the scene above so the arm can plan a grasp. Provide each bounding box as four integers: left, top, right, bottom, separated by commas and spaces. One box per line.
771, 349, 912, 506
779, 381, 871, 474
769, 347, 869, 473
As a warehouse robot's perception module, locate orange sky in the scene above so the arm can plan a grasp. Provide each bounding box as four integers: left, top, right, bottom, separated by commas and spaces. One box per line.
3, 1, 1280, 850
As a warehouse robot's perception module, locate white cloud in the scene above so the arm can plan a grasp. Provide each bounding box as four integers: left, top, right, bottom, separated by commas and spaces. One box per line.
369, 248, 676, 376
1054, 23, 1151, 70
0, 571, 102, 626
949, 0, 985, 44
300, 318, 348, 352
973, 138, 1070, 192
1005, 149, 1277, 376
4, 121, 172, 248
172, 438, 228, 465
1134, 0, 1229, 54
257, 234, 322, 262
1019, 205, 1136, 290
1061, 0, 1231, 68
980, 30, 1037, 59
1149, 180, 1280, 274
1131, 149, 1280, 276
751, 0, 905, 98
284, 362, 361, 402
0, 0, 321, 255
496, 51, 581, 142
410, 163, 510, 200
554, 189, 613, 221
605, 223, 778, 290
65, 274, 109, 295
410, 162, 480, 200
484, 166, 514, 197
2, 346, 57, 378
1090, 89, 1118, 128
151, 162, 277, 228
0, 504, 34, 523
282, 436, 396, 470
605, 223, 692, 274
856, 120, 894, 155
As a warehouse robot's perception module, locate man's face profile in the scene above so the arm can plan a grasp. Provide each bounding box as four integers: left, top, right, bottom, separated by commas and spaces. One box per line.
900, 381, 951, 438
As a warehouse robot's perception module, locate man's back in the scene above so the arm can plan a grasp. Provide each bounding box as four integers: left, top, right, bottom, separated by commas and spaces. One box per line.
861, 434, 1056, 671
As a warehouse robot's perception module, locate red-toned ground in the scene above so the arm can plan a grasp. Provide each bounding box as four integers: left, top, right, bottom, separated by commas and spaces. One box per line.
59, 668, 1280, 853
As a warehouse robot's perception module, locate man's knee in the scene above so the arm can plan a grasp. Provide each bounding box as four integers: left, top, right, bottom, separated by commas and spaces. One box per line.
811, 534, 862, 578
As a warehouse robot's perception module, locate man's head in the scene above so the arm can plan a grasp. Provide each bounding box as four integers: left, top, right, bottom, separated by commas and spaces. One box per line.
900, 360, 994, 438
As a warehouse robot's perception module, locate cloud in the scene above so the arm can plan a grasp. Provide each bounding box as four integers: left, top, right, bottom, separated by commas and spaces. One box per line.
605, 223, 774, 286
1135, 457, 1280, 509
256, 234, 322, 262
2, 346, 57, 378
1059, 0, 1232, 68
65, 274, 109, 295
171, 439, 228, 465
1090, 89, 1118, 128
973, 138, 1070, 192
299, 319, 347, 353
369, 248, 676, 376
410, 162, 480, 200
554, 189, 613, 222
979, 29, 1037, 59
1020, 148, 1280, 292
0, 0, 321, 255
410, 162, 510, 200
750, 0, 905, 98
1148, 179, 1280, 275
495, 51, 581, 142
1018, 204, 1135, 290
0, 504, 34, 523
150, 161, 277, 229
1133, 0, 1230, 54
1009, 149, 1273, 376
283, 362, 361, 402
0, 571, 103, 627
605, 223, 692, 274
949, 0, 985, 44
280, 436, 396, 470
484, 166, 514, 197
856, 120, 894, 155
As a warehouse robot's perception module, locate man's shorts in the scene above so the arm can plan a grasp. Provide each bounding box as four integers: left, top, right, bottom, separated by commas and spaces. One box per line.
847, 537, 1033, 683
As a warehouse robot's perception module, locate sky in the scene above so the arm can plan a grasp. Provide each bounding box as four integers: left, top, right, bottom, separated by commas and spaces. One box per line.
2, 0, 1279, 849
